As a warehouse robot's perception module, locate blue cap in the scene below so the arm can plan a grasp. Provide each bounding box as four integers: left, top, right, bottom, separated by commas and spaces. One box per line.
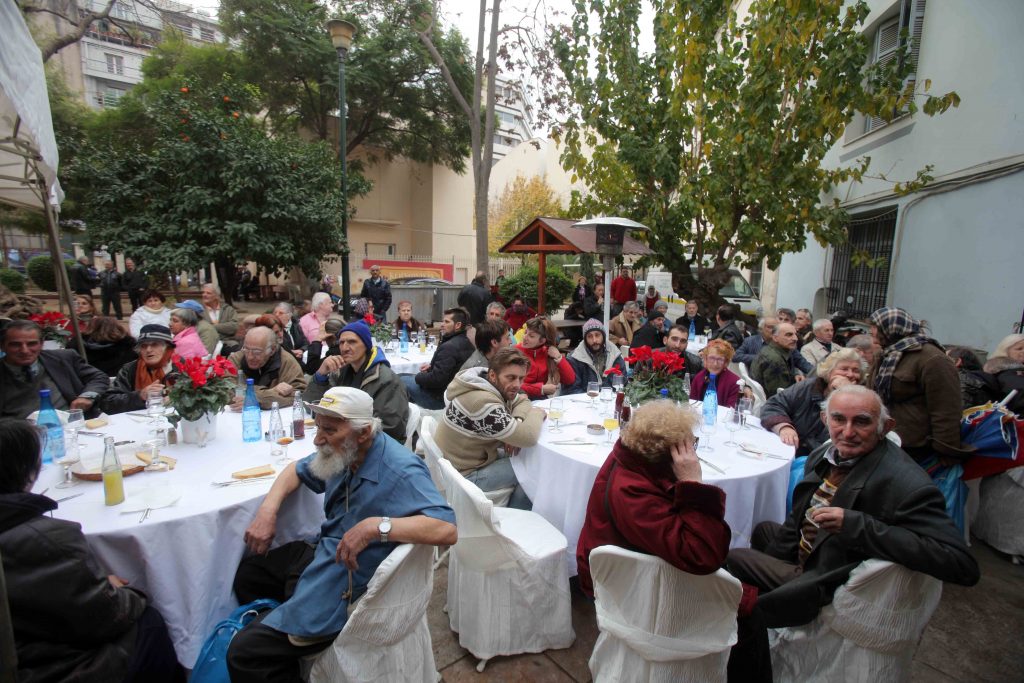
178, 300, 204, 314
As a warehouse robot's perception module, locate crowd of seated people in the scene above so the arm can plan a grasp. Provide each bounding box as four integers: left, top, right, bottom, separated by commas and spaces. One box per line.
4, 278, 1020, 683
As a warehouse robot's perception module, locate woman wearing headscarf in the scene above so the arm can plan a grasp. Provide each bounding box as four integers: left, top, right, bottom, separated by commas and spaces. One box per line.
869, 307, 973, 522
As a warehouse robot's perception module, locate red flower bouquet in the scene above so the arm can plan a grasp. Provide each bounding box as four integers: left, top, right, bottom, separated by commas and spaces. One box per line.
622, 345, 689, 404
166, 355, 238, 422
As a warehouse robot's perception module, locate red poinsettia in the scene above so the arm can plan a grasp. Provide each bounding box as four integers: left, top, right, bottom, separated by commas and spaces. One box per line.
168, 355, 238, 422
29, 312, 71, 342
622, 345, 689, 404
604, 366, 623, 377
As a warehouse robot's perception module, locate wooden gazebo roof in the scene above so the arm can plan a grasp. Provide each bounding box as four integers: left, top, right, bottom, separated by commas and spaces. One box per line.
498, 216, 654, 256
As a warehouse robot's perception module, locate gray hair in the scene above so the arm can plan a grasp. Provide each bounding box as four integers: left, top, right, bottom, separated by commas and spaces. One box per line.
812, 318, 832, 332
348, 415, 382, 437
797, 308, 811, 316
170, 308, 198, 326
245, 326, 278, 351
274, 302, 294, 316
816, 347, 866, 381
846, 334, 873, 351
203, 283, 221, 297
623, 301, 640, 312
486, 301, 506, 316
311, 292, 332, 309
822, 384, 892, 435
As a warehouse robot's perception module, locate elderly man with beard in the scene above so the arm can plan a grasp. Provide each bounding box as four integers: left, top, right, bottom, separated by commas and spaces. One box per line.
228, 387, 456, 683
567, 319, 626, 394
435, 348, 546, 510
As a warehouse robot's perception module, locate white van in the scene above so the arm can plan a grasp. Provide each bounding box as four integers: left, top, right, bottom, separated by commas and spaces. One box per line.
643, 268, 761, 315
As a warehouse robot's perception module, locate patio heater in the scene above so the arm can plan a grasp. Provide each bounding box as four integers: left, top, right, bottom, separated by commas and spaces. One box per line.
571, 217, 650, 331
327, 18, 357, 319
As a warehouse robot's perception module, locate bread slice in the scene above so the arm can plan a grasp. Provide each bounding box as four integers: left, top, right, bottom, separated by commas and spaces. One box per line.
232, 465, 274, 480
85, 417, 109, 429
135, 451, 177, 470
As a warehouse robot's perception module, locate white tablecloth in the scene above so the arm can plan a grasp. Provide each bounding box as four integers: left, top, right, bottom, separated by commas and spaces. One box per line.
510, 398, 793, 575
31, 411, 326, 666
382, 345, 435, 375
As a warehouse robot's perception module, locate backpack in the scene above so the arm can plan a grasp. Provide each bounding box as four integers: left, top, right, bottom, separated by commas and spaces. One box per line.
190, 598, 279, 683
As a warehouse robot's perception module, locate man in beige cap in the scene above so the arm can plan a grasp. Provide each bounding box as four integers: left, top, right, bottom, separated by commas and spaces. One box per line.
229, 386, 456, 682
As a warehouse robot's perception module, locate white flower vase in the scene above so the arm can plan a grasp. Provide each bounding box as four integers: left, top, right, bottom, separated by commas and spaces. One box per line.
180, 412, 218, 447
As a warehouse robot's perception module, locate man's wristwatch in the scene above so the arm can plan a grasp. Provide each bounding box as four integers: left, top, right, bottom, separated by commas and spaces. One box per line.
378, 516, 392, 543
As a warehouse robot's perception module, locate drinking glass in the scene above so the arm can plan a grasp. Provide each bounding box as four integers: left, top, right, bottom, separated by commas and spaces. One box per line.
428, 335, 438, 351
737, 397, 754, 430
610, 374, 624, 393
65, 408, 84, 453
700, 414, 717, 450
274, 436, 293, 465
55, 432, 81, 489
586, 381, 601, 407
724, 408, 743, 447
548, 398, 565, 433
146, 386, 164, 425
599, 386, 615, 415
602, 416, 619, 444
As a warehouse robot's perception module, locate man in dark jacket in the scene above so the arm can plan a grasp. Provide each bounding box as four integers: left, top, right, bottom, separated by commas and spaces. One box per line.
567, 319, 625, 394
663, 324, 704, 377
306, 320, 409, 441
0, 419, 182, 683
359, 265, 393, 322
674, 300, 715, 337
751, 322, 802, 397
402, 307, 475, 409
629, 310, 668, 350
727, 385, 980, 628
457, 271, 491, 324
583, 282, 607, 320
273, 302, 309, 360
0, 319, 110, 419
70, 256, 97, 294
122, 258, 148, 311
736, 317, 812, 375
711, 304, 744, 351
98, 259, 124, 319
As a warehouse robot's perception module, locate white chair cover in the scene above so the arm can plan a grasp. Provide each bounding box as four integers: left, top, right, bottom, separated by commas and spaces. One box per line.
437, 458, 574, 664
736, 362, 767, 415
308, 544, 438, 682
587, 545, 742, 683
972, 469, 1024, 557
769, 559, 943, 683
405, 402, 421, 449
420, 416, 514, 508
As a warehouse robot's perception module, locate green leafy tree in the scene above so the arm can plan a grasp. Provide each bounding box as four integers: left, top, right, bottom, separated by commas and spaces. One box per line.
69, 79, 363, 302
555, 0, 959, 305
219, 0, 472, 171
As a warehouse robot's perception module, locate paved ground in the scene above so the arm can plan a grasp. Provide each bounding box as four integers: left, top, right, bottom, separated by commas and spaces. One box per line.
428, 539, 1024, 682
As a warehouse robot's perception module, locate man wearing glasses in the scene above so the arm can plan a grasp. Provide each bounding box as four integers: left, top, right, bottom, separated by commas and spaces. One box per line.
229, 327, 308, 409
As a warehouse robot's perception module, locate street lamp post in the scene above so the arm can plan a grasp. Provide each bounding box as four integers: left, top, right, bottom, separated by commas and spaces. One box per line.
327, 18, 357, 320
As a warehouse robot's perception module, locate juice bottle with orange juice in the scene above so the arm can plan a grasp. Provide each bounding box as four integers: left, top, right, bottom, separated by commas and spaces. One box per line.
101, 437, 125, 506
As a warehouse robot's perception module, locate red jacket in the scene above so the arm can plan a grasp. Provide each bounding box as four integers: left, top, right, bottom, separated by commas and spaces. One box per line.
610, 276, 637, 305
576, 440, 757, 614
504, 306, 536, 333
515, 343, 575, 399
689, 368, 741, 408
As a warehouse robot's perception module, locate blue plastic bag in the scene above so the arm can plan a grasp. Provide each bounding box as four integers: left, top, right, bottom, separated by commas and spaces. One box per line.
191, 598, 280, 683
786, 455, 808, 515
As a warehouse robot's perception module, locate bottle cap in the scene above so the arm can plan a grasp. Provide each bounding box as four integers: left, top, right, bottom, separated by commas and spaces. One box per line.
246, 378, 254, 385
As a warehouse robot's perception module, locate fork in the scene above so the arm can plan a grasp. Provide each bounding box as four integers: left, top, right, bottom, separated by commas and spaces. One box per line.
211, 477, 276, 487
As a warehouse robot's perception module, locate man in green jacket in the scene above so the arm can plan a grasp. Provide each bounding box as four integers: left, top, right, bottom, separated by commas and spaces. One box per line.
751, 322, 803, 397
305, 320, 409, 442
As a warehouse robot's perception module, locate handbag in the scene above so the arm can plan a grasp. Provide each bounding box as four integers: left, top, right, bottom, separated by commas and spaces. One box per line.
191, 598, 280, 683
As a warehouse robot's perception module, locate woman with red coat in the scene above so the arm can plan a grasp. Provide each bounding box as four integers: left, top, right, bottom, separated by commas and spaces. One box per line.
688, 339, 741, 408
576, 400, 769, 682
503, 295, 536, 333
515, 317, 575, 399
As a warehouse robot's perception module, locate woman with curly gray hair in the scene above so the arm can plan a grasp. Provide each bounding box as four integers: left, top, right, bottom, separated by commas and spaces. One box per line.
759, 348, 866, 456
575, 399, 770, 681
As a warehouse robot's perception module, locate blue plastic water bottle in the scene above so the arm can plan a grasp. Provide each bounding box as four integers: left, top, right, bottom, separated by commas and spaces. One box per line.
702, 374, 718, 427
399, 327, 409, 354
37, 389, 65, 464
242, 378, 262, 443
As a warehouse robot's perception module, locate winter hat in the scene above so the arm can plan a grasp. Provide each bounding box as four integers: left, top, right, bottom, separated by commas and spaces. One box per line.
137, 324, 174, 345
652, 300, 669, 313
340, 319, 373, 351
178, 299, 204, 314
647, 310, 666, 323
582, 318, 606, 339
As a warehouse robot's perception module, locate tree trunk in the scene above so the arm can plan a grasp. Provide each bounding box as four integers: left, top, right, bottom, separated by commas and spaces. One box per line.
216, 259, 238, 306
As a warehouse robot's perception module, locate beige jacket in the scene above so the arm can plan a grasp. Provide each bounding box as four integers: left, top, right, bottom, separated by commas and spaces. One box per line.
228, 348, 308, 409
608, 312, 641, 347
434, 367, 544, 474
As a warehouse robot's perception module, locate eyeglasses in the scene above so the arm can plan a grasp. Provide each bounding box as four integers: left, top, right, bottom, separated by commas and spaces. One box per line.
242, 347, 271, 356
706, 355, 727, 363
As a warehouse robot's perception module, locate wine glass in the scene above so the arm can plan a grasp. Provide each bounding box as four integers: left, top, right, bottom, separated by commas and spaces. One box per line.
599, 386, 615, 415
602, 415, 619, 444
610, 374, 624, 394
428, 335, 438, 352
724, 408, 743, 447
55, 431, 81, 489
65, 409, 84, 453
737, 397, 754, 430
548, 398, 565, 433
274, 436, 294, 465
703, 326, 712, 342
700, 412, 717, 450
586, 381, 601, 408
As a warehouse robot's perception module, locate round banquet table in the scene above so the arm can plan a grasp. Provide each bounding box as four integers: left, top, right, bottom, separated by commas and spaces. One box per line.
303, 343, 434, 376
30, 410, 325, 667
510, 397, 794, 576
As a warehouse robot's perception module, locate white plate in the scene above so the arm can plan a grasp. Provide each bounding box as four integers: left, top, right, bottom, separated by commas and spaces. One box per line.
119, 485, 183, 512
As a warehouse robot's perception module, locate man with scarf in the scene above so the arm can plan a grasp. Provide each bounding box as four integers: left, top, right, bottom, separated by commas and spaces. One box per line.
100, 324, 177, 415
228, 327, 307, 410
567, 319, 626, 394
306, 320, 409, 442
868, 307, 973, 519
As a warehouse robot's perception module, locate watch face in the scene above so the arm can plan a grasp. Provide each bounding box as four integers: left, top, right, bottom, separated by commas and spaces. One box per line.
379, 519, 392, 533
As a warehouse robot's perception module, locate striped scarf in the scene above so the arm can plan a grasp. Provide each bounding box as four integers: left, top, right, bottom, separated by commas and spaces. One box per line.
870, 307, 941, 403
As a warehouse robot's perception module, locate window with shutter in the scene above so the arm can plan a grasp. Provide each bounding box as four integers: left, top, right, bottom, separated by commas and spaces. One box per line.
865, 0, 925, 134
